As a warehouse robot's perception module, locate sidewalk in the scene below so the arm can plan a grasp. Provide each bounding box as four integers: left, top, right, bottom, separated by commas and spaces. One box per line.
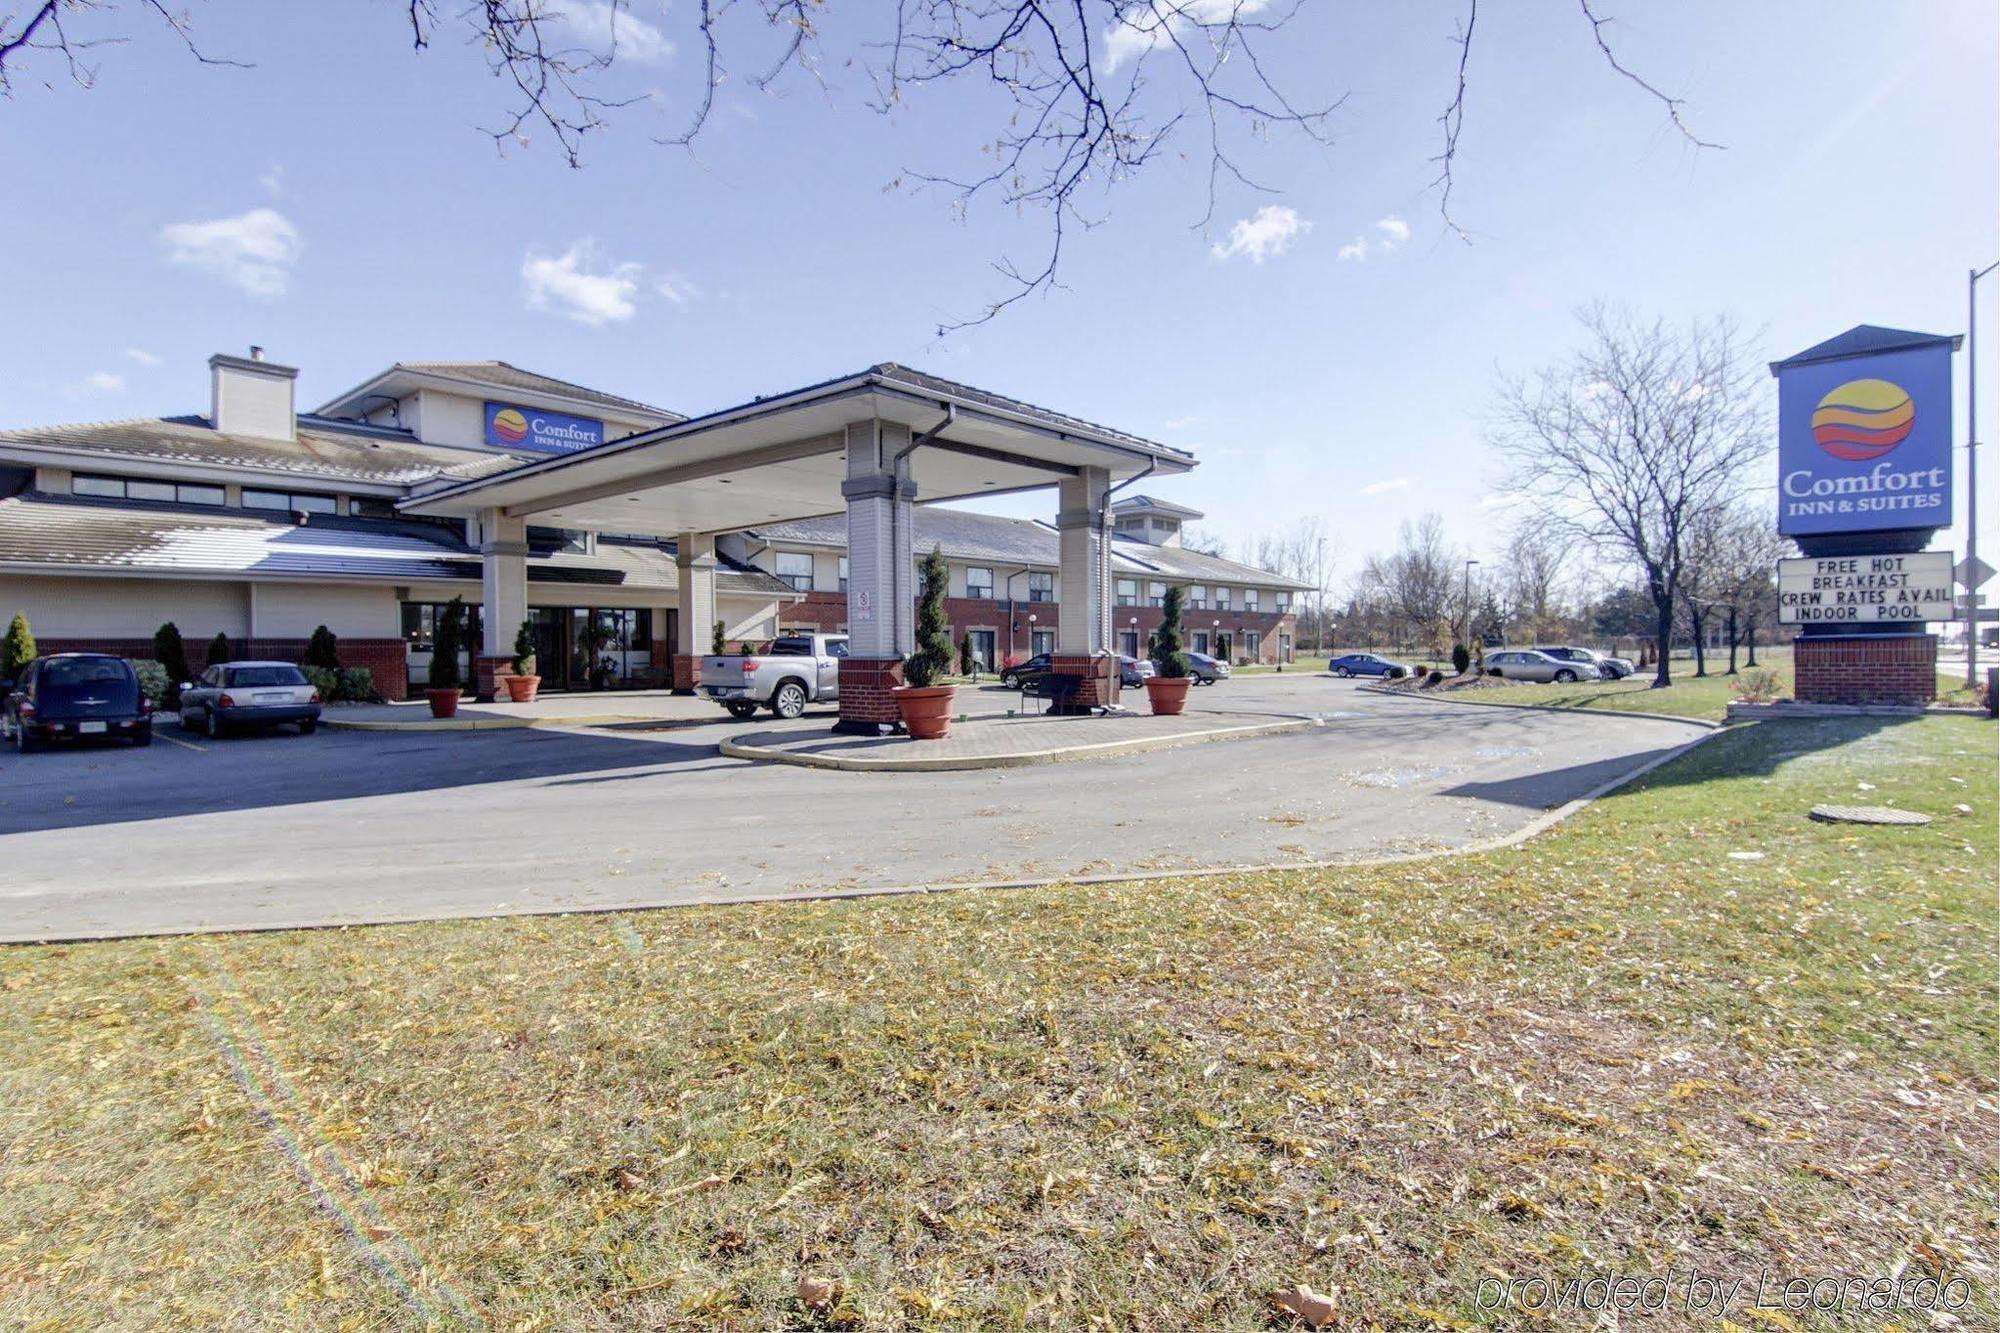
720, 707, 1320, 771
324, 689, 721, 732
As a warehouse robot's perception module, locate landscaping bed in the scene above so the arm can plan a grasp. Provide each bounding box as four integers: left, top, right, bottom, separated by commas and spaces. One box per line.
1, 717, 1992, 1328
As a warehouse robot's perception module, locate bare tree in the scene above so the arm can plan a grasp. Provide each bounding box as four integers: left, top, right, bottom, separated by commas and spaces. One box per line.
1491, 308, 1770, 688
1504, 522, 1566, 644
1354, 513, 1460, 659
2, 2, 1716, 327
1177, 525, 1230, 559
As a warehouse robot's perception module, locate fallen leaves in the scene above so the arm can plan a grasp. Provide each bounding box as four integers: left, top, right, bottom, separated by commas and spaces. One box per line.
1269, 1283, 1339, 1327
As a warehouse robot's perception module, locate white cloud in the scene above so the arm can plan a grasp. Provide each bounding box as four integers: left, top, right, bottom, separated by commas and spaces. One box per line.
522, 241, 643, 325
63, 370, 125, 398
159, 208, 302, 297
1105, 0, 1269, 72
1480, 491, 1527, 509
124, 347, 161, 367
259, 164, 285, 196
1361, 477, 1410, 496
1164, 415, 1201, 431
558, 1, 673, 63
1211, 205, 1310, 264
654, 272, 701, 307
1338, 214, 1411, 263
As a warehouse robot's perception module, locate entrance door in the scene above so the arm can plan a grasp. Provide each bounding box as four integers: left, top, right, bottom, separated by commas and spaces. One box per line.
530, 608, 567, 690
968, 629, 996, 672
1118, 630, 1139, 658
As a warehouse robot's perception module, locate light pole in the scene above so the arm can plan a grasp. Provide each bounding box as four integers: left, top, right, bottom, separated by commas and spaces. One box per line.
1967, 261, 1998, 686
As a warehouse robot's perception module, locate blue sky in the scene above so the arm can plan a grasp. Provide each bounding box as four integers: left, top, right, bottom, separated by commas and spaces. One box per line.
1, 1, 1994, 585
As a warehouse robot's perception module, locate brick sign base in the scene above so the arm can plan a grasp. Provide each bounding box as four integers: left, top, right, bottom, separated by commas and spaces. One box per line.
1793, 634, 1936, 707
836, 657, 907, 732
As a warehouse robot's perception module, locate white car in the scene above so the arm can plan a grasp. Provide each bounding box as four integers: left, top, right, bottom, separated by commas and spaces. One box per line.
1484, 649, 1602, 684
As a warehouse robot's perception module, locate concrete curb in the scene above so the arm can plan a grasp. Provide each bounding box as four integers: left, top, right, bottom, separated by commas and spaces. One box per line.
1723, 700, 1989, 721
3, 723, 1724, 944
1355, 683, 1721, 730
718, 713, 1321, 771
324, 712, 704, 733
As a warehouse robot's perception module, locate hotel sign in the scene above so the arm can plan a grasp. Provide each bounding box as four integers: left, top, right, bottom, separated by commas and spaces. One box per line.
1774, 343, 1952, 537
1777, 552, 1955, 625
483, 401, 606, 455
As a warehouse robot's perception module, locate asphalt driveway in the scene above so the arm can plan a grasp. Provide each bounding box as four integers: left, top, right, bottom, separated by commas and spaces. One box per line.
0, 677, 1710, 940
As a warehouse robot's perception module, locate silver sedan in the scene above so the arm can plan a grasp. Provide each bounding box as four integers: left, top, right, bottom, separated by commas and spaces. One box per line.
1484, 649, 1602, 684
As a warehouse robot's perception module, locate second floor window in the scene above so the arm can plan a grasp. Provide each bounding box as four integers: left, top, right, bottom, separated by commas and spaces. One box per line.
1149, 581, 1167, 608
1215, 587, 1232, 611
1027, 572, 1054, 602
1276, 591, 1292, 611
74, 474, 225, 506
244, 488, 337, 515
1115, 579, 1138, 607
964, 566, 994, 598
773, 551, 814, 593
1188, 585, 1208, 609
1245, 589, 1260, 611
838, 557, 848, 593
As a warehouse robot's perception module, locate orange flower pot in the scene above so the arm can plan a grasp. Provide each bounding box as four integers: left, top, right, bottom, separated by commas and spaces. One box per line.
1144, 676, 1192, 716
425, 688, 460, 719
894, 684, 957, 740
505, 674, 541, 703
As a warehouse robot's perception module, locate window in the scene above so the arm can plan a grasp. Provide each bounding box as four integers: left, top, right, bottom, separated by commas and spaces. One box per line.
1027, 572, 1054, 603
1280, 633, 1293, 663
1244, 630, 1262, 661
1118, 630, 1140, 657
773, 551, 814, 593
351, 496, 399, 519
1244, 589, 1260, 611
1214, 587, 1232, 611
1030, 629, 1055, 656
72, 474, 225, 505
967, 629, 996, 670
1115, 578, 1138, 607
226, 665, 308, 687
1192, 630, 1210, 654
1149, 581, 1167, 608
244, 488, 336, 514
838, 557, 849, 593
1187, 585, 1208, 609
964, 566, 994, 599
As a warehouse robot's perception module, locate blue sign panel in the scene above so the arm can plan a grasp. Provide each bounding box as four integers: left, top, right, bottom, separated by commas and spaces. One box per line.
1776, 344, 1952, 536
483, 401, 606, 455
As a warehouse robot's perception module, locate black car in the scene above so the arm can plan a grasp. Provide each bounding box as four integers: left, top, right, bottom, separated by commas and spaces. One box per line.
2, 654, 153, 752
1001, 653, 1052, 689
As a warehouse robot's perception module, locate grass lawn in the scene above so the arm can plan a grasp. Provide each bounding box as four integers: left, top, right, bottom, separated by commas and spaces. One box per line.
3, 717, 1994, 1328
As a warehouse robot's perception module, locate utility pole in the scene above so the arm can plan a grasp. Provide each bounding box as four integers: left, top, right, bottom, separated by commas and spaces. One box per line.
1969, 261, 1997, 687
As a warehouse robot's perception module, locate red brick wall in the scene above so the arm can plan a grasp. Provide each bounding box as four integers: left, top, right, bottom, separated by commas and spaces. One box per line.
33, 637, 411, 701
837, 657, 905, 726
1793, 634, 1937, 706
778, 592, 1300, 665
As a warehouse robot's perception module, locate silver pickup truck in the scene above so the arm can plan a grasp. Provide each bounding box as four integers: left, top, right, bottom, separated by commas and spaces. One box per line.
700, 633, 848, 719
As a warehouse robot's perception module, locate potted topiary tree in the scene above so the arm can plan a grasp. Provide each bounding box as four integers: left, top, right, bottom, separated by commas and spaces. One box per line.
1144, 585, 1195, 715
506, 617, 541, 702
895, 547, 958, 740
426, 598, 466, 718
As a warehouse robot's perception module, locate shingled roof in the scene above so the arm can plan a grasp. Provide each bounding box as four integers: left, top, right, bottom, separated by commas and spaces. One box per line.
0, 415, 522, 489
380, 362, 681, 419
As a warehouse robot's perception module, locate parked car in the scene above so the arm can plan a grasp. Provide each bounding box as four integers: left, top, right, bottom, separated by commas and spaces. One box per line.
1006, 653, 1155, 689
1001, 653, 1052, 689
179, 661, 323, 737
1185, 651, 1231, 684
1535, 645, 1634, 680
701, 633, 847, 719
1485, 649, 1602, 683
1117, 654, 1157, 688
2, 653, 152, 752
1327, 652, 1409, 679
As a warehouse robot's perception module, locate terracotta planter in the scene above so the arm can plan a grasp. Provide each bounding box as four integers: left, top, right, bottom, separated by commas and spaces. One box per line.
505, 674, 541, 703
426, 688, 461, 719
1144, 676, 1193, 716
894, 684, 957, 740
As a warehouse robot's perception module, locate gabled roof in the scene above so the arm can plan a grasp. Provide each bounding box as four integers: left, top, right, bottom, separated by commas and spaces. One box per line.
742, 506, 1307, 590
0, 415, 522, 490
1769, 325, 1963, 374
0, 492, 793, 597
316, 361, 682, 421
1112, 494, 1204, 520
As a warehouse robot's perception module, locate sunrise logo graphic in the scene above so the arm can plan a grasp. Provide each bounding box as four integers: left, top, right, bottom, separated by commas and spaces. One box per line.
1811, 378, 1915, 462
490, 408, 530, 445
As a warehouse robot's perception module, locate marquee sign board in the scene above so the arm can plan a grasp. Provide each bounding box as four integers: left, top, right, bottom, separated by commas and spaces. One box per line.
483, 401, 607, 455
1777, 551, 1955, 625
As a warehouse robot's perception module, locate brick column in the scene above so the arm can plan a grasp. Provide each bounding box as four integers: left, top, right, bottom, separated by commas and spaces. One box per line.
674, 532, 717, 695
837, 657, 905, 728
475, 653, 513, 700
1793, 633, 1937, 705
1048, 653, 1118, 712
836, 419, 916, 734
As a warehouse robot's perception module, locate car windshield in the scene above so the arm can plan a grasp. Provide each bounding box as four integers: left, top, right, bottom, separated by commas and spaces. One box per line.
38, 659, 135, 699
227, 666, 307, 687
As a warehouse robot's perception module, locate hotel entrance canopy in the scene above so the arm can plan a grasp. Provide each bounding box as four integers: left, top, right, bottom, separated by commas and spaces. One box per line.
400, 363, 1195, 729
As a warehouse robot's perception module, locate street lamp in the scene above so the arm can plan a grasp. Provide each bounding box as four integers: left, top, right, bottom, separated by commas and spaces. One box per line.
1966, 261, 1998, 687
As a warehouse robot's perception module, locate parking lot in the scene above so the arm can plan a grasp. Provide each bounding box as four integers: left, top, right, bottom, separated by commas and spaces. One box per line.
0, 676, 1711, 940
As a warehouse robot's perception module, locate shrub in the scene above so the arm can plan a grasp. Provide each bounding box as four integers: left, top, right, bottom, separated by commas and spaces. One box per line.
1736, 665, 1784, 703
711, 620, 726, 655
131, 659, 170, 708
336, 667, 376, 702
302, 665, 340, 702
1152, 584, 1193, 679
512, 618, 538, 676
958, 632, 976, 677
152, 622, 191, 705
429, 598, 466, 692
1425, 668, 1443, 686
902, 547, 955, 689
1000, 652, 1026, 672
2, 612, 35, 682
1451, 643, 1472, 675
303, 624, 341, 671
205, 631, 232, 669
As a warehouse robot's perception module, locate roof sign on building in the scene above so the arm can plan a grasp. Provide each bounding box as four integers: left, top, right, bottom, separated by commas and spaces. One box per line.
484, 401, 605, 455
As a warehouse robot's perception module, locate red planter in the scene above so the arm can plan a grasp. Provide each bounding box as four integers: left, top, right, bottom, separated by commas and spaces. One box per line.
894, 684, 957, 740
1144, 676, 1193, 716
426, 688, 461, 719
505, 674, 541, 703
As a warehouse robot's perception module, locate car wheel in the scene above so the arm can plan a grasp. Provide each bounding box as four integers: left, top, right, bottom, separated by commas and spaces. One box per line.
771, 680, 807, 720
725, 701, 759, 720
206, 709, 224, 739
131, 725, 152, 747
1001, 672, 1017, 689
1333, 666, 1351, 678
1553, 668, 1578, 683
297, 719, 317, 736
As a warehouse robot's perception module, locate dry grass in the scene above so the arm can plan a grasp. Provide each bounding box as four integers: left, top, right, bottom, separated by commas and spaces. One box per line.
2, 717, 1994, 1329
